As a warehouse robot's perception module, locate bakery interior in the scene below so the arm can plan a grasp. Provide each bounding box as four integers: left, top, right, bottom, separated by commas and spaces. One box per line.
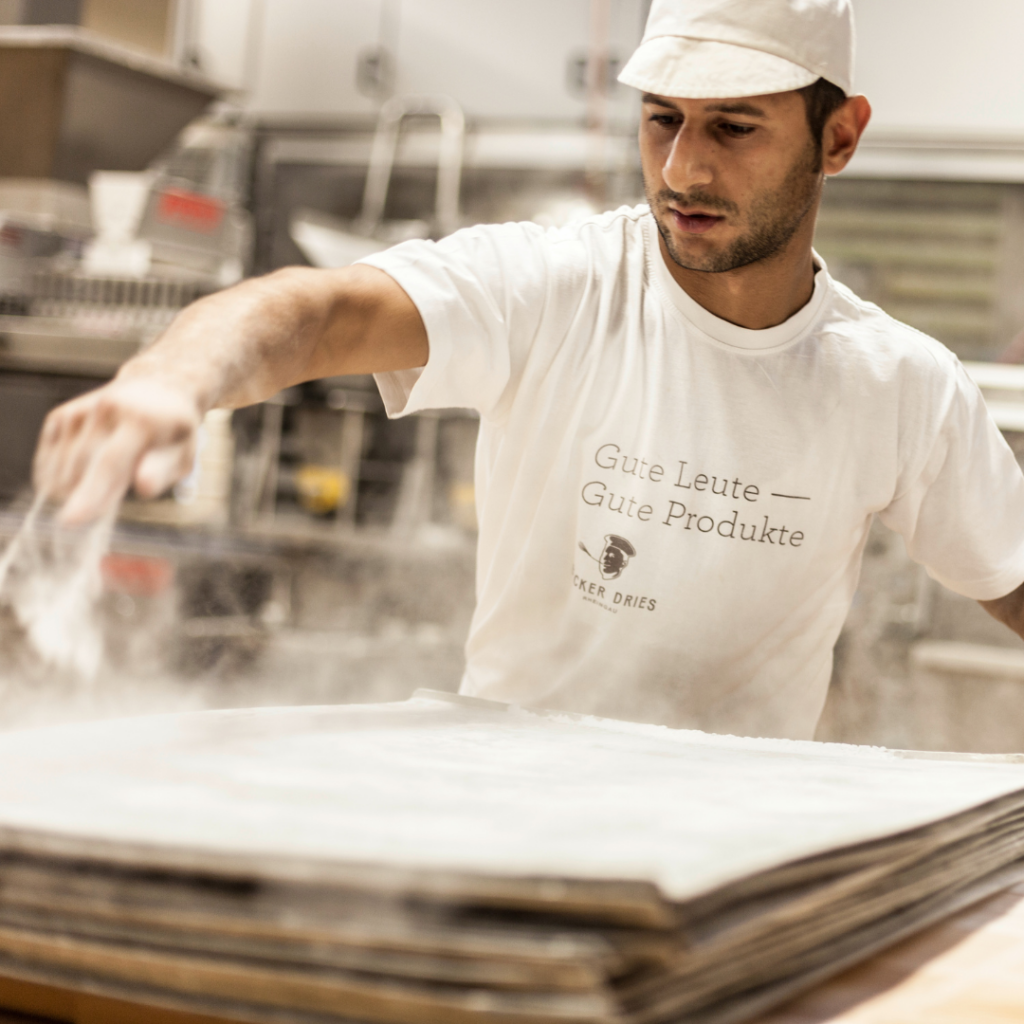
0, 0, 1023, 754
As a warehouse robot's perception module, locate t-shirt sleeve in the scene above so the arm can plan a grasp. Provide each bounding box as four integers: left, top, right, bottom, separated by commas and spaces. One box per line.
357, 221, 555, 419
878, 359, 1024, 601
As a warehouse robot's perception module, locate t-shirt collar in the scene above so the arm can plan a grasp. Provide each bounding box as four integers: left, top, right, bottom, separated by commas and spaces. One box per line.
645, 212, 831, 353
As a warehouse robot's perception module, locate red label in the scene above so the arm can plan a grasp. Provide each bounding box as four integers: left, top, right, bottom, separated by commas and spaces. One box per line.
101, 554, 175, 597
156, 188, 225, 235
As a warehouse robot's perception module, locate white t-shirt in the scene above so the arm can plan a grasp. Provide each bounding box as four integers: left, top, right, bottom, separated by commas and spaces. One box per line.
363, 205, 1024, 739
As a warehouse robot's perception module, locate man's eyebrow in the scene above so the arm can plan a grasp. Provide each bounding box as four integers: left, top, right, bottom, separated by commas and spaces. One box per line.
703, 102, 768, 118
640, 94, 769, 119
641, 93, 681, 110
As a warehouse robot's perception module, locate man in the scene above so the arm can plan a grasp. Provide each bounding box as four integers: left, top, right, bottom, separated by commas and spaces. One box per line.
33, 0, 1024, 738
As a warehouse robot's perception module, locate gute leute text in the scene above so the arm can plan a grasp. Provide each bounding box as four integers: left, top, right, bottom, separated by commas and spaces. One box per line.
582, 443, 806, 548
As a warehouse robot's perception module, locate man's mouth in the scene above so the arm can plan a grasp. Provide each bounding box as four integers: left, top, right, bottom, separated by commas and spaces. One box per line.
668, 208, 725, 235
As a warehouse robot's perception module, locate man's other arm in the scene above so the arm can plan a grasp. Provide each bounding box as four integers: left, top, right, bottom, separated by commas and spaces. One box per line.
980, 582, 1024, 641
33, 266, 427, 524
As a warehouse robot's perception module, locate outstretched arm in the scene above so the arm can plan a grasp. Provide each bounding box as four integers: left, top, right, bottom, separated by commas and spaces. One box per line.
33, 265, 427, 524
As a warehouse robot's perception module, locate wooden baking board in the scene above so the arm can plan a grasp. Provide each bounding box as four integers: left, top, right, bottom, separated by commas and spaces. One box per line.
0, 885, 1021, 1024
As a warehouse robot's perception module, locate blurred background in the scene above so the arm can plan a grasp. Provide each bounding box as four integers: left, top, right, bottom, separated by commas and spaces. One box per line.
1, 0, 1024, 751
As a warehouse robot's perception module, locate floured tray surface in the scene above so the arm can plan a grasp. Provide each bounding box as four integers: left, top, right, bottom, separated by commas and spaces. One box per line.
0, 692, 1018, 1023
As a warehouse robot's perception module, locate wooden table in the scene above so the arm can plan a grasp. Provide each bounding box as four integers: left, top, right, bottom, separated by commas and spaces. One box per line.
0, 884, 1022, 1024
759, 882, 1024, 1024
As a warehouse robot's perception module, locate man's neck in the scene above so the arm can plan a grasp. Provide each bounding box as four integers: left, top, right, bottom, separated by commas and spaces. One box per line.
657, 229, 819, 331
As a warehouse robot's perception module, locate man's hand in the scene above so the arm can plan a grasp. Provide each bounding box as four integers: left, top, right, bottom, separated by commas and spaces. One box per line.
979, 580, 1024, 642
34, 377, 203, 525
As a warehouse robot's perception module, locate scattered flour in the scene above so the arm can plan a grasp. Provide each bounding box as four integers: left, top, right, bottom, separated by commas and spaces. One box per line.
0, 496, 116, 681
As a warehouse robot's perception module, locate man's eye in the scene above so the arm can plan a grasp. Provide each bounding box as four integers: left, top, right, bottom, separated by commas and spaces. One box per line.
721, 123, 756, 137
649, 114, 680, 128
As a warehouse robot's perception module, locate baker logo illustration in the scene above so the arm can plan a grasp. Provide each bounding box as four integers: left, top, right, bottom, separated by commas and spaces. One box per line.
579, 534, 637, 581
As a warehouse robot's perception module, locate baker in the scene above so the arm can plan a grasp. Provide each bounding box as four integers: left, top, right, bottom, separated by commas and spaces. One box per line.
32, 0, 1024, 738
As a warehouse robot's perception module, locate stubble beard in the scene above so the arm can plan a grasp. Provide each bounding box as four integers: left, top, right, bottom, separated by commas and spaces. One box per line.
647, 142, 824, 274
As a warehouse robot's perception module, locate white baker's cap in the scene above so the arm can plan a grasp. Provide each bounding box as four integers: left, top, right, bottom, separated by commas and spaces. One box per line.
619, 0, 854, 100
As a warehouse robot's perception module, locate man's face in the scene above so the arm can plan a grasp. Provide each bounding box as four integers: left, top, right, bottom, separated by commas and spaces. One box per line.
639, 90, 823, 274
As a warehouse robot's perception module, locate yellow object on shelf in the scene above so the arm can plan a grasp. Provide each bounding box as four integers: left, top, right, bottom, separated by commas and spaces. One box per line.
295, 465, 351, 515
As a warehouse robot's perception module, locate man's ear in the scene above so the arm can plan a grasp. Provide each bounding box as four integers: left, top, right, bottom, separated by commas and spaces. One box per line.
822, 95, 872, 176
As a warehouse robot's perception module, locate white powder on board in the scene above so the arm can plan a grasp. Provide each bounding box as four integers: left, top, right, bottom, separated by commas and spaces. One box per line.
0, 496, 116, 681
0, 697, 1020, 901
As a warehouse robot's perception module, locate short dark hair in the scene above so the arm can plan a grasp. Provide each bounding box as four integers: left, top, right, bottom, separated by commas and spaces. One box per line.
798, 77, 848, 154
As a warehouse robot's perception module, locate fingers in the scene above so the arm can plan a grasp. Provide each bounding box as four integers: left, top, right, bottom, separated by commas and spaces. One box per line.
33, 397, 90, 501
135, 440, 197, 499
58, 423, 150, 525
50, 413, 102, 503
33, 380, 203, 525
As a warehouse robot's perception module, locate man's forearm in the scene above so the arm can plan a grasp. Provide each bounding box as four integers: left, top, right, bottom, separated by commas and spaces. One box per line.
116, 266, 373, 414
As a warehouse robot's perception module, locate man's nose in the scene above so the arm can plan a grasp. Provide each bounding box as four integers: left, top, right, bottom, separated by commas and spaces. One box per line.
662, 127, 715, 194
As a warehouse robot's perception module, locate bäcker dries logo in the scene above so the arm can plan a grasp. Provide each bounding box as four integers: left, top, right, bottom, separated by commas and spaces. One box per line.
579, 534, 636, 580
574, 534, 656, 613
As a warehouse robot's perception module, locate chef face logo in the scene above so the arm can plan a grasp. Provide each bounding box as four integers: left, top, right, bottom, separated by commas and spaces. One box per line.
579, 534, 636, 581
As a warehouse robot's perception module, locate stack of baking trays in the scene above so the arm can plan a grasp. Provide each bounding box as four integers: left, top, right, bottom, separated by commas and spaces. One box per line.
0, 690, 1020, 1024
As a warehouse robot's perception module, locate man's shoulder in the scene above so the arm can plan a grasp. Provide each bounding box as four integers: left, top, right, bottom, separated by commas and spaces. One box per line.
439, 203, 648, 241
451, 203, 651, 253
395, 204, 650, 284
458, 204, 653, 296
559, 203, 653, 236
820, 274, 961, 380
544, 201, 647, 251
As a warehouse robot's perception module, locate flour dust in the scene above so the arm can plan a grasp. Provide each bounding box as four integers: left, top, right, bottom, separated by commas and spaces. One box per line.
0, 495, 116, 682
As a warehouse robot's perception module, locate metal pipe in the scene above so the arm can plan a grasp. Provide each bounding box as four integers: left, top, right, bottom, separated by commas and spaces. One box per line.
355, 95, 465, 241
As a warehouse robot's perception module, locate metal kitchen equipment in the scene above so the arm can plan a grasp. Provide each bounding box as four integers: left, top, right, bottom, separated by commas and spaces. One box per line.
0, 25, 222, 183
290, 94, 465, 268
